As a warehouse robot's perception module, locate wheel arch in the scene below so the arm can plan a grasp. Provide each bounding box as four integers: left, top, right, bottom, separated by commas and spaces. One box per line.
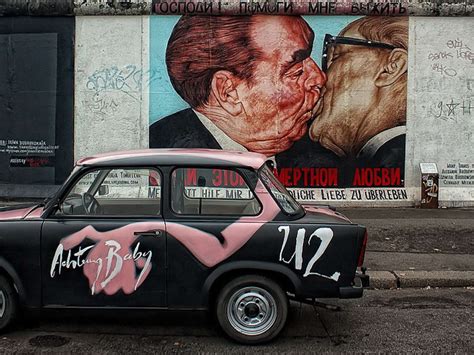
203, 261, 302, 308
0, 257, 26, 305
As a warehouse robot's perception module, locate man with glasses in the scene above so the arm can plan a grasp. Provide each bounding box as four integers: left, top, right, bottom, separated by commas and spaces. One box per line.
310, 17, 408, 174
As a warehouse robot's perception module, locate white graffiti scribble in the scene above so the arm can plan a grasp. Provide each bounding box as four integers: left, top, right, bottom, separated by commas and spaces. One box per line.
86, 65, 163, 101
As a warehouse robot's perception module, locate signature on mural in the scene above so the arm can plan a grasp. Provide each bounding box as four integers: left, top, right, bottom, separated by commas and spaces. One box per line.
278, 226, 340, 281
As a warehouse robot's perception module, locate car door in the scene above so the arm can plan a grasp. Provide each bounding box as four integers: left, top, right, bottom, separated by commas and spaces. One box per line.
41, 167, 167, 308
164, 166, 268, 308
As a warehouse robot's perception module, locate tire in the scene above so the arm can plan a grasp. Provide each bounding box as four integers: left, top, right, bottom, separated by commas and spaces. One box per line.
0, 275, 17, 332
215, 275, 288, 344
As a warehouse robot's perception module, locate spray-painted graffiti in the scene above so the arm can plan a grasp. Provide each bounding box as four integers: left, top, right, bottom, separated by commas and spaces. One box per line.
430, 98, 473, 122
421, 176, 438, 204
446, 38, 474, 64
50, 225, 154, 295
278, 226, 340, 281
86, 65, 163, 101
428, 38, 473, 77
467, 79, 474, 91
430, 63, 457, 77
149, 16, 408, 198
82, 93, 119, 116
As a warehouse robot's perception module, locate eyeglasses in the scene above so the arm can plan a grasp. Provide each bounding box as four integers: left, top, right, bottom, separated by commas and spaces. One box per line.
321, 33, 396, 72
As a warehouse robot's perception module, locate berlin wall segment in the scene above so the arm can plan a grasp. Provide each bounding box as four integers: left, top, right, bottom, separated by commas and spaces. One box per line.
0, 1, 473, 17
0, 16, 74, 198
0, 2, 473, 207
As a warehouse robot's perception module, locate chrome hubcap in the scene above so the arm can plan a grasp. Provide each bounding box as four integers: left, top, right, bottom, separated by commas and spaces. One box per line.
0, 291, 5, 318
227, 287, 277, 336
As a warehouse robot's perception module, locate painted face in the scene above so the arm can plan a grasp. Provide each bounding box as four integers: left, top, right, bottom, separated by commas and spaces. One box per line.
309, 27, 389, 158
235, 16, 326, 156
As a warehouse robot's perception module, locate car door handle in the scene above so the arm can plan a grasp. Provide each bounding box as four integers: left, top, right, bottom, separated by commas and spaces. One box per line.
134, 230, 162, 237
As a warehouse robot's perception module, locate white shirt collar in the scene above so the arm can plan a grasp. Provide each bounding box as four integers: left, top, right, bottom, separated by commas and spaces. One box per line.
357, 126, 407, 160
193, 109, 277, 167
193, 109, 248, 152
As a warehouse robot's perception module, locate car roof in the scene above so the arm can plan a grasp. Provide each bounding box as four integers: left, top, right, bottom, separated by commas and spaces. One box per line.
75, 149, 268, 169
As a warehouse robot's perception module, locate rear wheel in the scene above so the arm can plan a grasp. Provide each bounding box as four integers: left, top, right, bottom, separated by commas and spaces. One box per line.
0, 275, 17, 332
216, 275, 288, 344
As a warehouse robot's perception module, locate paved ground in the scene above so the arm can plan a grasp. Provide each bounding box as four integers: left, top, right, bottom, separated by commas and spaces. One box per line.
335, 207, 474, 288
0, 288, 472, 353
340, 207, 474, 255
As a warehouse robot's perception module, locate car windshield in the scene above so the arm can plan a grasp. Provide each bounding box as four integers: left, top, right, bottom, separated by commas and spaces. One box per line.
259, 164, 303, 216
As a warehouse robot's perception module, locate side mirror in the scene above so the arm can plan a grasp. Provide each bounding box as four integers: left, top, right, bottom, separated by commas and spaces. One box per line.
98, 185, 109, 196
54, 202, 63, 215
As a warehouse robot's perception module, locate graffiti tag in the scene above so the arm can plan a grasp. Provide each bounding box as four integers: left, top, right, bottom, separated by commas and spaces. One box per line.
86, 65, 162, 101
82, 94, 119, 116
431, 98, 473, 122
446, 38, 474, 64
428, 38, 473, 77
431, 63, 457, 77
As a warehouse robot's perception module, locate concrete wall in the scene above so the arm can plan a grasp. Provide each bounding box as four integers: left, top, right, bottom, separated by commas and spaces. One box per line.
406, 17, 474, 207
75, 16, 150, 160
1, 1, 472, 16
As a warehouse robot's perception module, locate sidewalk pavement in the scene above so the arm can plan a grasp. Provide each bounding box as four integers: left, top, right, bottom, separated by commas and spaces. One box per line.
340, 208, 474, 289
1, 200, 473, 289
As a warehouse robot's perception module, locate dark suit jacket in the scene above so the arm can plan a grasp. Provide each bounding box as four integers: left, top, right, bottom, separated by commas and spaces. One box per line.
275, 131, 406, 187
149, 108, 222, 149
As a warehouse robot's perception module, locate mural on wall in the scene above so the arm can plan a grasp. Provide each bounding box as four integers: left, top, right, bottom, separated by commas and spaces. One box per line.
0, 17, 74, 186
149, 15, 408, 202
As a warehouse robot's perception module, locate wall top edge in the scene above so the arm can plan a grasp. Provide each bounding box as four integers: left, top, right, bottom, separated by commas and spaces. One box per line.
0, 1, 471, 16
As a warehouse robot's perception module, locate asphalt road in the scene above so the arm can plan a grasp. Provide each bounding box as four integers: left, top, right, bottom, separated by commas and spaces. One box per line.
1, 288, 472, 353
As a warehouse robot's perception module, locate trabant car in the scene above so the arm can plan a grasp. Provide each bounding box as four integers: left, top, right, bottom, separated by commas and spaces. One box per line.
0, 149, 368, 344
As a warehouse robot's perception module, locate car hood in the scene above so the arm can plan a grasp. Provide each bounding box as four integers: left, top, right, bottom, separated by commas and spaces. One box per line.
0, 204, 44, 221
299, 205, 352, 225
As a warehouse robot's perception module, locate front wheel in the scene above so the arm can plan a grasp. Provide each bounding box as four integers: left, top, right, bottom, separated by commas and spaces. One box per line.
0, 275, 18, 332
215, 275, 288, 344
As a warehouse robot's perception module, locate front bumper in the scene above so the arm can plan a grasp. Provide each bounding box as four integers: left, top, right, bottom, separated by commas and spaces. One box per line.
339, 272, 370, 299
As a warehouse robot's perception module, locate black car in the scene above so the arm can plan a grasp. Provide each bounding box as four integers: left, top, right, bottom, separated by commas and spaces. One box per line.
0, 149, 368, 344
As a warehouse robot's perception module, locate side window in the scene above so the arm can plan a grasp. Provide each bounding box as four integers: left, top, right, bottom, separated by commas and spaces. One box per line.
60, 168, 161, 216
171, 168, 261, 216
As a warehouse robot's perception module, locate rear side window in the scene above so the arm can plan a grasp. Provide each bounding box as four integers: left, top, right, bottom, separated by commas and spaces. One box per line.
171, 168, 261, 216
